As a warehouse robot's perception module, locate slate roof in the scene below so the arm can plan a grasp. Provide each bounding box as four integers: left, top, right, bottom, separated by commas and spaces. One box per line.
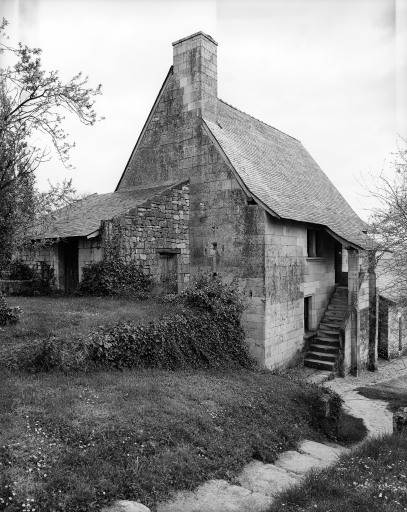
204, 100, 368, 249
31, 184, 175, 240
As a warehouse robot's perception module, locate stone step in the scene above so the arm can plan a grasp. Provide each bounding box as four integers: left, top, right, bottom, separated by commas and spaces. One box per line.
325, 312, 346, 321
307, 351, 337, 363
319, 321, 341, 329
314, 336, 340, 346
331, 292, 348, 300
317, 329, 339, 339
304, 358, 335, 371
332, 290, 348, 297
309, 343, 339, 355
327, 304, 347, 311
330, 298, 347, 306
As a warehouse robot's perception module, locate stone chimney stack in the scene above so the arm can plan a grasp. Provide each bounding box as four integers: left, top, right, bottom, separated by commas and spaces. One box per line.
172, 31, 218, 123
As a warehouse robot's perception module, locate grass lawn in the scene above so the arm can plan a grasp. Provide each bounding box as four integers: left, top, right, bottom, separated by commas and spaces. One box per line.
0, 295, 179, 352
0, 367, 331, 512
0, 296, 364, 512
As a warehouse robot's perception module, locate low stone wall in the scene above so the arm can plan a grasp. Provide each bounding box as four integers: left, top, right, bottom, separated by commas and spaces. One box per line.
0, 280, 33, 296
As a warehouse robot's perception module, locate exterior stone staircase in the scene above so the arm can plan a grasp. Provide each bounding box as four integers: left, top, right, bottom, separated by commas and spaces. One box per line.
304, 286, 348, 372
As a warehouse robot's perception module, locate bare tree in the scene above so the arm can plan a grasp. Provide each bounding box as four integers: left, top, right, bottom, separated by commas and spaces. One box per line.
369, 138, 407, 304
0, 18, 102, 269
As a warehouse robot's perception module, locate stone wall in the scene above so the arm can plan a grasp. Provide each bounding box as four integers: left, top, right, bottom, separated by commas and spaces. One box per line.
103, 183, 190, 292
264, 216, 336, 370
189, 135, 267, 363
19, 243, 58, 286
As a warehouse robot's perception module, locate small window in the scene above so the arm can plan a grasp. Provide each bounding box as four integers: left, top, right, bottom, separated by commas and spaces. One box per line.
304, 296, 311, 332
307, 229, 323, 257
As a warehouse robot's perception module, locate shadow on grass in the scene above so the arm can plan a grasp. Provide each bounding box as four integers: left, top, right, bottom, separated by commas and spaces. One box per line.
336, 410, 368, 445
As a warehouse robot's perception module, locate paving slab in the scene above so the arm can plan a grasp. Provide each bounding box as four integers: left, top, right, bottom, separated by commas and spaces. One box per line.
156, 479, 273, 512
101, 501, 151, 512
298, 440, 349, 462
274, 450, 331, 475
237, 461, 300, 496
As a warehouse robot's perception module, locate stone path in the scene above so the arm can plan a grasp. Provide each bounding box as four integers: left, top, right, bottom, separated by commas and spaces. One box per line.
325, 356, 407, 437
155, 439, 348, 512
103, 356, 407, 512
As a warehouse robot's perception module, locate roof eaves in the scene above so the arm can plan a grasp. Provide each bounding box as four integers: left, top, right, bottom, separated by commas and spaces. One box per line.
324, 226, 364, 251
201, 118, 280, 219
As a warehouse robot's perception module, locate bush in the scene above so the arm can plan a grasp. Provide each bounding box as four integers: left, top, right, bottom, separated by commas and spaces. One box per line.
78, 259, 152, 297
0, 294, 21, 325
301, 384, 343, 440
179, 273, 246, 320
88, 274, 253, 370
8, 259, 35, 280
29, 260, 55, 295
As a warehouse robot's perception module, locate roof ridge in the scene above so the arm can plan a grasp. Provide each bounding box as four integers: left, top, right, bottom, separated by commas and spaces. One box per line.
218, 99, 300, 143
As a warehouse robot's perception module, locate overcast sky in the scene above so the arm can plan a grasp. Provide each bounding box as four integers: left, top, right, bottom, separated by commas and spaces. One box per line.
2, 0, 407, 221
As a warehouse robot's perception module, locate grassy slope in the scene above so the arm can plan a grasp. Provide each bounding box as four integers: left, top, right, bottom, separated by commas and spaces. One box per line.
0, 368, 327, 512
0, 296, 363, 512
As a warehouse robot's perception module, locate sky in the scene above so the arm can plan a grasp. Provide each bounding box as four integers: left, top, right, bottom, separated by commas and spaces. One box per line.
1, 0, 406, 221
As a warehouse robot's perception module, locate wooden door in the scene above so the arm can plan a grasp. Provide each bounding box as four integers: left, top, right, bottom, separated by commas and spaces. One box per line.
64, 239, 79, 293
158, 253, 178, 293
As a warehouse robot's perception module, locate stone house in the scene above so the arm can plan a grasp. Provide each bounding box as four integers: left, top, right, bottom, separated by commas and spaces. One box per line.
25, 31, 377, 374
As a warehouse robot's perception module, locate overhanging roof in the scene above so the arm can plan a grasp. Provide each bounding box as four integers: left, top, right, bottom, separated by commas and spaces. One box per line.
203, 100, 369, 249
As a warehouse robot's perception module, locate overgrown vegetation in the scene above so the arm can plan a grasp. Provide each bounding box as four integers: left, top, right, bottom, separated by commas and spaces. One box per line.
0, 293, 21, 325
88, 275, 252, 370
1, 295, 180, 372
8, 259, 34, 280
6, 275, 253, 373
78, 259, 152, 297
268, 431, 407, 511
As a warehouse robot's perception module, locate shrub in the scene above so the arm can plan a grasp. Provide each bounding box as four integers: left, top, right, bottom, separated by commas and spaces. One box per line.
301, 384, 343, 440
179, 274, 246, 321
88, 274, 254, 370
88, 310, 253, 370
78, 259, 152, 297
0, 294, 22, 325
8, 259, 35, 280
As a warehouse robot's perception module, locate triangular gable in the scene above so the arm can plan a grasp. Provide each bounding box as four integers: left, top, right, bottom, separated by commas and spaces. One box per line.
115, 67, 174, 192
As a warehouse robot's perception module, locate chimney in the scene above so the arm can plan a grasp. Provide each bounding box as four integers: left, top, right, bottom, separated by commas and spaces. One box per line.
172, 31, 218, 123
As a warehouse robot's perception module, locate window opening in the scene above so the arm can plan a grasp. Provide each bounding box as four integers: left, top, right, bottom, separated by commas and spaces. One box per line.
307, 229, 322, 257
304, 296, 311, 332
